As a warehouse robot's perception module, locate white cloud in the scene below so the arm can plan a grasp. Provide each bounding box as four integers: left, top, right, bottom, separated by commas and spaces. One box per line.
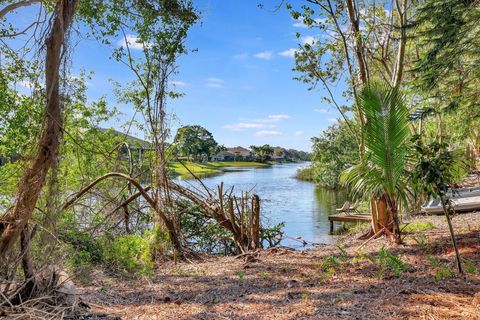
253, 51, 273, 60
314, 108, 333, 114
268, 114, 290, 121
327, 118, 338, 123
117, 34, 150, 50
255, 130, 283, 137
205, 78, 224, 88
300, 35, 318, 45
294, 131, 304, 136
171, 80, 186, 87
279, 48, 297, 58
223, 114, 290, 132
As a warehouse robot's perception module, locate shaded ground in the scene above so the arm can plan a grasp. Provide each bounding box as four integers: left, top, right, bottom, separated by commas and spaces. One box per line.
78, 212, 480, 319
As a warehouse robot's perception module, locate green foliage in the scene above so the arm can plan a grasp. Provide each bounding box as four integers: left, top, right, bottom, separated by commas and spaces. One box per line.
464, 260, 477, 274
401, 221, 435, 233
148, 226, 172, 256
103, 234, 154, 276
322, 256, 339, 269
173, 125, 218, 161
411, 232, 429, 248
341, 82, 411, 202
378, 247, 408, 277
62, 230, 104, 267
261, 222, 284, 248
236, 271, 245, 281
303, 121, 358, 188
428, 256, 452, 280
250, 144, 274, 162
413, 138, 465, 197
181, 201, 284, 254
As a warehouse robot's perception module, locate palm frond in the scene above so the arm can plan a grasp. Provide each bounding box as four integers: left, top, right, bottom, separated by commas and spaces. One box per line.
359, 81, 410, 196
341, 80, 411, 213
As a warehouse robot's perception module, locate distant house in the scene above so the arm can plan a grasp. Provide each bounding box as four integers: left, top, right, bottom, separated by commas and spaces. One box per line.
213, 151, 235, 161
227, 146, 252, 159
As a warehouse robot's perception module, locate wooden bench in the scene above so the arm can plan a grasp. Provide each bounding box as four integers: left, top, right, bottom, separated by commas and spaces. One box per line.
328, 213, 371, 233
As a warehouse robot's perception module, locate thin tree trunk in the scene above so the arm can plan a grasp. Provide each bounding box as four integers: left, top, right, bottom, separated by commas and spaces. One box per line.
20, 225, 35, 280
439, 195, 464, 275
0, 0, 78, 257
392, 0, 407, 87
345, 0, 369, 85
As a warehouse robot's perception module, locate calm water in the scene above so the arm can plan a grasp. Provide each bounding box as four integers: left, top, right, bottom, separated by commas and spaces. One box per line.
177, 163, 348, 248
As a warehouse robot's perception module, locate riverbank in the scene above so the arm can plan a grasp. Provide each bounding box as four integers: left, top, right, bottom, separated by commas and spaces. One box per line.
76, 212, 480, 319
168, 161, 271, 178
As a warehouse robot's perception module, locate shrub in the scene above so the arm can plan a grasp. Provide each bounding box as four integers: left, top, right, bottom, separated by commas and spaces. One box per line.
103, 234, 153, 276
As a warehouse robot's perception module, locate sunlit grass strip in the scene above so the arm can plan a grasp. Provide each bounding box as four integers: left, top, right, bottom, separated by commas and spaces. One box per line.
208, 161, 270, 168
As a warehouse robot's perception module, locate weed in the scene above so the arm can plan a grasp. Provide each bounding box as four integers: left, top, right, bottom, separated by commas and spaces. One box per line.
401, 221, 435, 233
434, 267, 452, 280
336, 245, 348, 259
236, 271, 245, 281
428, 255, 452, 280
322, 256, 339, 269
352, 249, 376, 264
412, 232, 429, 248
378, 247, 408, 277
323, 267, 335, 278
464, 260, 477, 274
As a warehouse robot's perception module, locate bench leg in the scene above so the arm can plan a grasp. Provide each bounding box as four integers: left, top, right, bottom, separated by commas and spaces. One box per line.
330, 221, 334, 234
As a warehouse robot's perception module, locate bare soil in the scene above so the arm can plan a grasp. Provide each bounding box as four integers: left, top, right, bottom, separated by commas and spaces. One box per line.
77, 212, 480, 320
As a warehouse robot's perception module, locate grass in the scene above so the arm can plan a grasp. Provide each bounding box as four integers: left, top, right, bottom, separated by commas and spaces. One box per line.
168, 162, 222, 177
401, 221, 435, 232
208, 161, 270, 168
168, 161, 270, 178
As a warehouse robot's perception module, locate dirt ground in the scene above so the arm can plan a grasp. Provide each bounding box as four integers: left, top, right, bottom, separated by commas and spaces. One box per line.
75, 212, 480, 320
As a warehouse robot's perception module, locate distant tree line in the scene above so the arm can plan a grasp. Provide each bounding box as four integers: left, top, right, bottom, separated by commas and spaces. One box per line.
173, 125, 311, 162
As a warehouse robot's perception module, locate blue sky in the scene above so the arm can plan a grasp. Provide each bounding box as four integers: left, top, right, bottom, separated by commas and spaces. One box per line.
11, 0, 347, 151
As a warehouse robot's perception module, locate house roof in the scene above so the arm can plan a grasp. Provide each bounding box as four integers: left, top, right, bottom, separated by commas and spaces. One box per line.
227, 146, 251, 155
215, 151, 235, 157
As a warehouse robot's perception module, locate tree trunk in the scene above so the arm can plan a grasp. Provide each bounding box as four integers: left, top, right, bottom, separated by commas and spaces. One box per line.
439, 195, 464, 275
369, 195, 399, 241
392, 0, 407, 87
0, 0, 78, 257
345, 0, 369, 85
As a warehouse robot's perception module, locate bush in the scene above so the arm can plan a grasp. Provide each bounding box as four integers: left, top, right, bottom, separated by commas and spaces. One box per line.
103, 234, 153, 276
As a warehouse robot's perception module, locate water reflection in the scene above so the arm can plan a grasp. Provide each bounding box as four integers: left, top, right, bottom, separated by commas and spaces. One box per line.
176, 162, 348, 248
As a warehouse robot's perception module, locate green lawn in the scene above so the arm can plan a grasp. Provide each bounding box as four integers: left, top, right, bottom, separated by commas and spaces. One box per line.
168, 161, 270, 178
168, 162, 222, 177
207, 161, 270, 168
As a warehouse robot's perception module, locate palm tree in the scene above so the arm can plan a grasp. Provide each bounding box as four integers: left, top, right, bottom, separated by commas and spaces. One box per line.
341, 81, 410, 241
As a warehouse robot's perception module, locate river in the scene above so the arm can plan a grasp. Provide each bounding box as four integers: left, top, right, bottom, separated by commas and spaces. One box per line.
177, 162, 348, 248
